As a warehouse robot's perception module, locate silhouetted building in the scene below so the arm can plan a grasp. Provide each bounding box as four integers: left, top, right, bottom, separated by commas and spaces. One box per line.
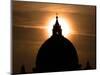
35, 14, 81, 73
20, 65, 26, 74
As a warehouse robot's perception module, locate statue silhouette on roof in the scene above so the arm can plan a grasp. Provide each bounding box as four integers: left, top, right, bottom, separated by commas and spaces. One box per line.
35, 14, 81, 73
84, 61, 92, 70
20, 65, 26, 74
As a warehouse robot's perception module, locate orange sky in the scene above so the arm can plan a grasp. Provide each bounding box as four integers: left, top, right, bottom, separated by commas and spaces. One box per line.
13, 1, 96, 73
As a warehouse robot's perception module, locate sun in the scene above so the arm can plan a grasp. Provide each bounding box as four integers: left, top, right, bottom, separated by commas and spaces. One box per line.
47, 16, 72, 37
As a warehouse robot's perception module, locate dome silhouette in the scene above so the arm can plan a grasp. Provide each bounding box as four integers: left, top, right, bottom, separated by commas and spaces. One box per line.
35, 14, 81, 73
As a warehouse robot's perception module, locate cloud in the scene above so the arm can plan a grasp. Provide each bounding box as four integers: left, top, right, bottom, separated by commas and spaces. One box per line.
13, 1, 96, 15
14, 24, 48, 29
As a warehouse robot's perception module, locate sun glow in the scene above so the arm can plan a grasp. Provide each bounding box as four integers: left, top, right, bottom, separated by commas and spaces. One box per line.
47, 16, 72, 37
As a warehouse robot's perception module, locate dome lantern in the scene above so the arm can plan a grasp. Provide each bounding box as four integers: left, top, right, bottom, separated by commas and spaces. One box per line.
53, 14, 62, 36
35, 14, 81, 73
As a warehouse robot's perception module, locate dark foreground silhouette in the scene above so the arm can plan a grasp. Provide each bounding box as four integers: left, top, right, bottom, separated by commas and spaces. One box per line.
35, 36, 81, 73
34, 15, 81, 73
14, 15, 95, 74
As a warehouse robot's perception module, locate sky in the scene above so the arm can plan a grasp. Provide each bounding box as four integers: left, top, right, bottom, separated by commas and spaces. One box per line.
12, 1, 96, 73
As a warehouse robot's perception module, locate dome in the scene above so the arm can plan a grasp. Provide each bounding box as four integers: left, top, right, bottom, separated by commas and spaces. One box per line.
35, 15, 80, 72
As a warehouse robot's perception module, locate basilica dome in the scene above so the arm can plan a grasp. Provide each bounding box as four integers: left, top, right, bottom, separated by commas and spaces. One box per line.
35, 15, 80, 72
